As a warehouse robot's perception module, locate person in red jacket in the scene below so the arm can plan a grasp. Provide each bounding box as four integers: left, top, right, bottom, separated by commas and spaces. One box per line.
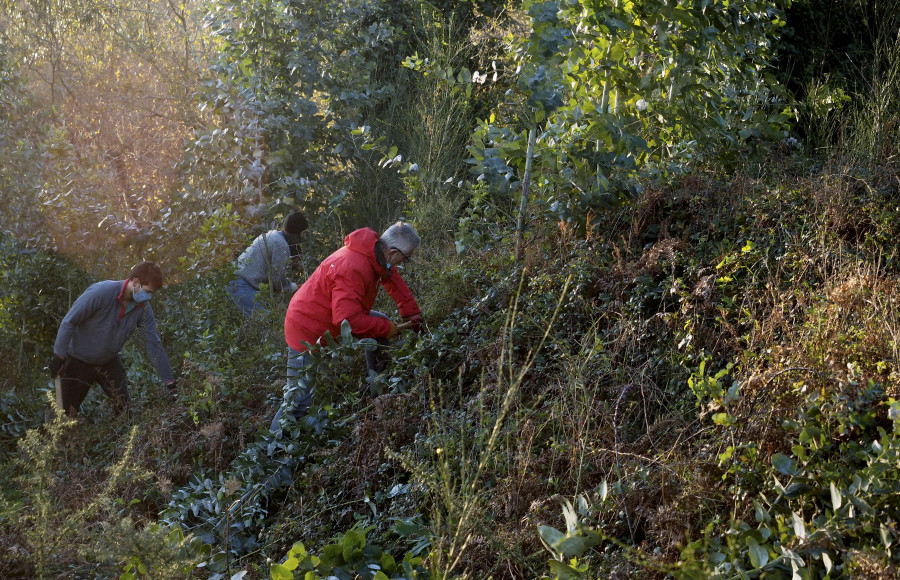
271, 221, 425, 434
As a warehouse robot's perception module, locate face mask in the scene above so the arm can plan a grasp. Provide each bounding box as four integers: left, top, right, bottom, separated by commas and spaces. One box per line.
132, 286, 152, 303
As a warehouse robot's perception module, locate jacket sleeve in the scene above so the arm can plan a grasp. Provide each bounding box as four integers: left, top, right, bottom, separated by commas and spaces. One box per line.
330, 269, 392, 339
138, 306, 176, 383
53, 285, 103, 358
381, 271, 421, 318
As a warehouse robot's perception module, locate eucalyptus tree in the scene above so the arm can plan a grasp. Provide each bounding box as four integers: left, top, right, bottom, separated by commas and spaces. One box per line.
465, 0, 793, 236
192, 0, 511, 250
190, 0, 431, 238
0, 50, 49, 249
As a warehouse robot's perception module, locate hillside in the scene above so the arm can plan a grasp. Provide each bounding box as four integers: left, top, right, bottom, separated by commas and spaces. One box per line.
3, 154, 900, 578
2, 0, 900, 577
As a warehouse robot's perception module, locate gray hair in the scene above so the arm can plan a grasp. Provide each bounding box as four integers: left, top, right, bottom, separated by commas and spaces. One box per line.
380, 221, 421, 255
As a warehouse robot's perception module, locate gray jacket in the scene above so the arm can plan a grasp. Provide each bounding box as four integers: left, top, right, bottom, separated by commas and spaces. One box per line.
53, 280, 175, 383
234, 230, 295, 291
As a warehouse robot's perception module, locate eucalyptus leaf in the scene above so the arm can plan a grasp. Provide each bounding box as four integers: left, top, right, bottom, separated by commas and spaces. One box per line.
791, 512, 807, 540
771, 453, 797, 476
830, 482, 842, 510
538, 525, 565, 549
747, 536, 769, 568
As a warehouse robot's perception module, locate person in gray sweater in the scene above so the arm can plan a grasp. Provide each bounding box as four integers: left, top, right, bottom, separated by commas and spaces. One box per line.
48, 261, 176, 416
227, 211, 307, 317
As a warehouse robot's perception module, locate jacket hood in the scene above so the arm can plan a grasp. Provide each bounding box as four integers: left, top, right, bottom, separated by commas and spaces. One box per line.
344, 228, 388, 276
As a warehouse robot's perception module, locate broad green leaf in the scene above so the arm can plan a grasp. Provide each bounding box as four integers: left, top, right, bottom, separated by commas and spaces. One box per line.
270, 563, 294, 580
343, 528, 365, 562
881, 523, 893, 548
392, 518, 428, 537
340, 319, 353, 342
379, 552, 397, 575
538, 525, 565, 548
557, 535, 587, 557
771, 453, 796, 476
548, 560, 584, 580
753, 500, 770, 523
791, 513, 807, 540
830, 482, 842, 510
723, 381, 740, 406
746, 536, 769, 568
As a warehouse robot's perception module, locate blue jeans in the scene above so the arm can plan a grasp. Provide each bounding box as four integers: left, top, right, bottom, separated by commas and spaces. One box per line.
364, 310, 391, 374
227, 277, 265, 317
269, 311, 390, 434
270, 347, 313, 433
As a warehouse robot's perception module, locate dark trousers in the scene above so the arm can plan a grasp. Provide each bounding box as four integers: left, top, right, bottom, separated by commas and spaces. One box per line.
60, 356, 129, 416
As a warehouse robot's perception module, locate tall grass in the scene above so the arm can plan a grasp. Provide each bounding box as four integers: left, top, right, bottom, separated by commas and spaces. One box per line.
1, 395, 201, 577
400, 9, 481, 248
826, 2, 900, 166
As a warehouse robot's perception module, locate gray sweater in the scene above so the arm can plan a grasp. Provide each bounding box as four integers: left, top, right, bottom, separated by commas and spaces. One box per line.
53, 280, 175, 383
234, 230, 294, 291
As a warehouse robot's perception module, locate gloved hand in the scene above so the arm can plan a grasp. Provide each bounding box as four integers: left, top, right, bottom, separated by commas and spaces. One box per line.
288, 282, 298, 293
48, 355, 65, 378
386, 321, 401, 339
403, 313, 426, 333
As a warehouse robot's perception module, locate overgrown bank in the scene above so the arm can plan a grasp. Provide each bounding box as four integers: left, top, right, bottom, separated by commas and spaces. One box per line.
2, 157, 900, 578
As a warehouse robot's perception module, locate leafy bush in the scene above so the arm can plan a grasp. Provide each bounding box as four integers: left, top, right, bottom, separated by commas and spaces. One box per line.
270, 527, 428, 580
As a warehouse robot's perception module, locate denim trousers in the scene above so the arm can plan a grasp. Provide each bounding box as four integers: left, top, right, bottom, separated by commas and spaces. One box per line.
227, 277, 265, 317
269, 311, 390, 434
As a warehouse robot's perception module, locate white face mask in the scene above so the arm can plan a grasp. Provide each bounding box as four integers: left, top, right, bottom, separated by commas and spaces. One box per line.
132, 285, 152, 303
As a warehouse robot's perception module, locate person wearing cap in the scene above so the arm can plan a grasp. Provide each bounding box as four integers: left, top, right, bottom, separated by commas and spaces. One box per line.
227, 211, 308, 317
270, 221, 426, 433
47, 261, 177, 417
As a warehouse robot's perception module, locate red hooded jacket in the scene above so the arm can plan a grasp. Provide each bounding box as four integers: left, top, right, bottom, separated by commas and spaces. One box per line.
285, 228, 421, 352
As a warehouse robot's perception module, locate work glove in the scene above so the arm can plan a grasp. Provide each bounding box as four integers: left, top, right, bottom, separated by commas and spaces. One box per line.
48, 355, 65, 378
403, 313, 426, 333
386, 321, 401, 339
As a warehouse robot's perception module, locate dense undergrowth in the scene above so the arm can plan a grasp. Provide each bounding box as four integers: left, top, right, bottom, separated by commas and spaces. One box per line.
2, 150, 900, 579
